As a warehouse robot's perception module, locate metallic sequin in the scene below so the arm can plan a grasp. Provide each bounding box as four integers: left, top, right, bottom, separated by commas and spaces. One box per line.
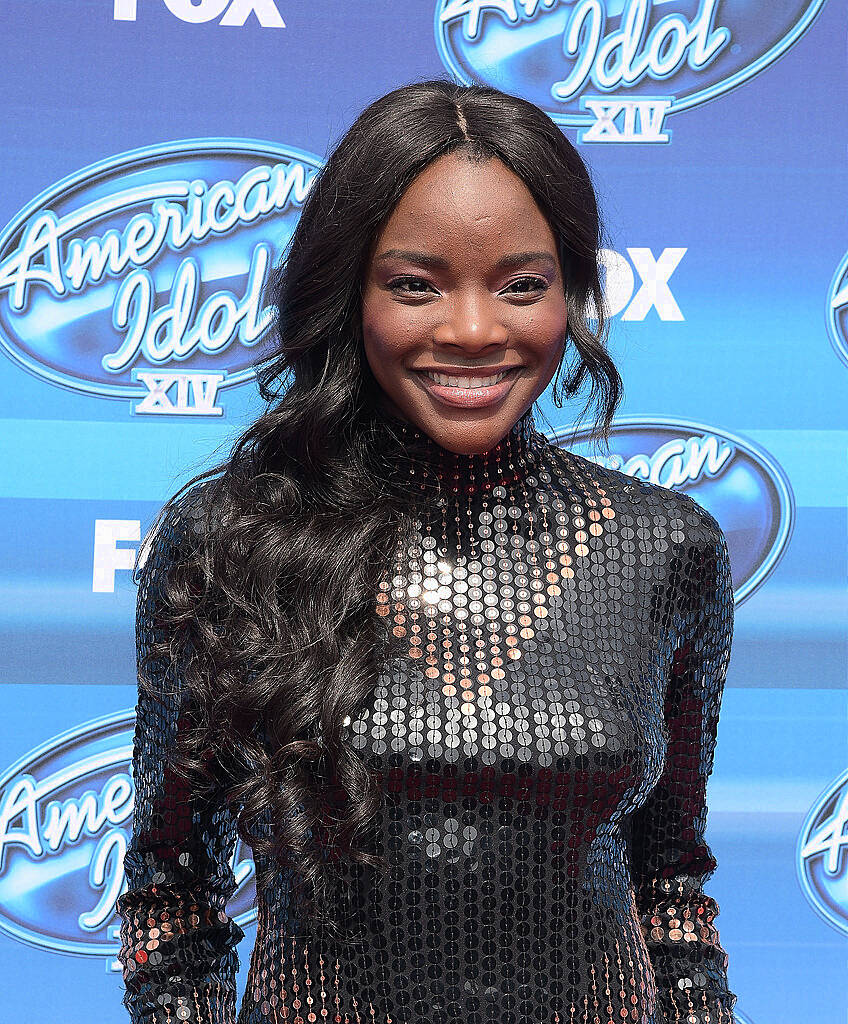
116, 413, 737, 1024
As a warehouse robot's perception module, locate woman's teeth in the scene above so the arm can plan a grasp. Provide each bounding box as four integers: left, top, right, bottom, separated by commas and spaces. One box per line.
423, 369, 511, 388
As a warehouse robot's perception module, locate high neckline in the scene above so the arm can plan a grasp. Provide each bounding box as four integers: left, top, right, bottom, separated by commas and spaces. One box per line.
370, 403, 541, 505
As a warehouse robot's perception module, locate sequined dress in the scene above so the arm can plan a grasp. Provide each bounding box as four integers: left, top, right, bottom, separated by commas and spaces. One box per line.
115, 412, 738, 1024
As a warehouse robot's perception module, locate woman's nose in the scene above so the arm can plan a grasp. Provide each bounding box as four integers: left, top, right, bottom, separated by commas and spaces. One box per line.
433, 291, 507, 351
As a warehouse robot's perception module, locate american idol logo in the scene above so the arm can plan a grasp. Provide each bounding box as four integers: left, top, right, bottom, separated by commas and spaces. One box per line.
798, 768, 848, 937
0, 139, 322, 415
825, 249, 848, 370
552, 416, 794, 603
0, 711, 255, 958
436, 1, 825, 143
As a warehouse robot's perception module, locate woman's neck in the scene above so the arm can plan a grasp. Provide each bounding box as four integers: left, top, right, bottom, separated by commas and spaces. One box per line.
372, 404, 540, 500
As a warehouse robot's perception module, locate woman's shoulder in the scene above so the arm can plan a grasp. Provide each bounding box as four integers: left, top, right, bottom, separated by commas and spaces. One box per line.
136, 477, 218, 578
544, 441, 724, 548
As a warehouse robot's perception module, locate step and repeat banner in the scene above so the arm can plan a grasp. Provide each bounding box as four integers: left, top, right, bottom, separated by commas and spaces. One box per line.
1, 1, 846, 1022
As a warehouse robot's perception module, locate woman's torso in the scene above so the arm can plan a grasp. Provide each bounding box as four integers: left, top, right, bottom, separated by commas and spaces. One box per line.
236, 436, 692, 1024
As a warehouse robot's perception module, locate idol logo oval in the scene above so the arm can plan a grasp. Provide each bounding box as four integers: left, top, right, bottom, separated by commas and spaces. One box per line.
797, 768, 848, 937
0, 711, 256, 957
0, 139, 323, 415
435, 1, 825, 144
550, 416, 794, 604
825, 248, 848, 370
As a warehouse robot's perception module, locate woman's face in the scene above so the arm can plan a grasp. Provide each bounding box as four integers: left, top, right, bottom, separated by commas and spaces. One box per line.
361, 152, 568, 455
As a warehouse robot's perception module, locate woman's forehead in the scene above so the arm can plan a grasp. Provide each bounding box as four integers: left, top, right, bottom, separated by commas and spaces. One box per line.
371, 156, 555, 259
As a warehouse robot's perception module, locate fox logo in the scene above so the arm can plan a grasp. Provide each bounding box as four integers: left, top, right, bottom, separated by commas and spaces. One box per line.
113, 0, 285, 28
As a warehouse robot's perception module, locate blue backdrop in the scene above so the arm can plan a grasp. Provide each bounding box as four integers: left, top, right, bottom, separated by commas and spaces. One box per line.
0, 2, 846, 1022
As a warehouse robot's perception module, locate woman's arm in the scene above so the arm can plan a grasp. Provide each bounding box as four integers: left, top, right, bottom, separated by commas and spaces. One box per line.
115, 494, 244, 1024
629, 499, 738, 1024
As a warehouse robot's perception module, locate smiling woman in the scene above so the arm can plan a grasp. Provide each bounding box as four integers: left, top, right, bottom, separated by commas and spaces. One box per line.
115, 77, 738, 1024
361, 155, 568, 447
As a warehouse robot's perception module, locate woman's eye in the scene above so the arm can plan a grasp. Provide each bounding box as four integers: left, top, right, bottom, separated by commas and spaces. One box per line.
388, 276, 435, 294
504, 276, 549, 295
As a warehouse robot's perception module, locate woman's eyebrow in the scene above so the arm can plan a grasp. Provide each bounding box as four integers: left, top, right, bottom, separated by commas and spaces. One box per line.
374, 249, 557, 271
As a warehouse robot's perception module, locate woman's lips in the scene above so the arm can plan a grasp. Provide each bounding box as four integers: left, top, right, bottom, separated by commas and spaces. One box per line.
413, 367, 520, 409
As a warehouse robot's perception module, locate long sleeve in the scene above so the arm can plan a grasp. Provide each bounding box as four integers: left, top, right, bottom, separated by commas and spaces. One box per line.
629, 502, 738, 1024
115, 496, 245, 1024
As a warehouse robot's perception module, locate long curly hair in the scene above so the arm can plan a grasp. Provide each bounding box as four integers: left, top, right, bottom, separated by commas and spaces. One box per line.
135, 77, 623, 937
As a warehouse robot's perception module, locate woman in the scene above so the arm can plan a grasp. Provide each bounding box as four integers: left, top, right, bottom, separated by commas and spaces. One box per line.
115, 78, 738, 1024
